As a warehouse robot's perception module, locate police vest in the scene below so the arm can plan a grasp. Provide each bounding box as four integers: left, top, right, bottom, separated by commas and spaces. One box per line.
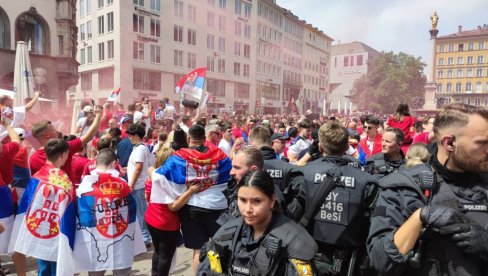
210, 214, 316, 275
264, 158, 294, 192
301, 157, 376, 248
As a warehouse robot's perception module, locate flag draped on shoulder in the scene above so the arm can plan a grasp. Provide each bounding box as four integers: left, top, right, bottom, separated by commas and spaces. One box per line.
175, 67, 207, 100
0, 182, 14, 254
73, 171, 145, 272
11, 164, 76, 275
151, 147, 231, 210
107, 87, 121, 102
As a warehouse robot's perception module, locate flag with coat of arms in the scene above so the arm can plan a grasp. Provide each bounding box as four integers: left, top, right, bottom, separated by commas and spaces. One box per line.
175, 67, 207, 101
10, 164, 76, 275
150, 147, 231, 210
107, 88, 121, 102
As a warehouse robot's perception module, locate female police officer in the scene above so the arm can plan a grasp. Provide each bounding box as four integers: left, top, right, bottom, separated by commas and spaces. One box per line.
197, 170, 317, 275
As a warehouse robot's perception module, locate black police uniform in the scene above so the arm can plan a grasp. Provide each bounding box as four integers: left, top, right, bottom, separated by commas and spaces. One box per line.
198, 212, 317, 275
367, 153, 488, 275
365, 152, 405, 178
261, 146, 307, 222
299, 156, 379, 275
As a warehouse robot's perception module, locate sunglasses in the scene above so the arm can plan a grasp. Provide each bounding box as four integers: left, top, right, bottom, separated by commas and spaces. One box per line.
365, 126, 376, 130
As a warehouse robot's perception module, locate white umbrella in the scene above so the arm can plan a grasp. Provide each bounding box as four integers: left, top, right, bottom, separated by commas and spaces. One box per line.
344, 100, 348, 115
337, 100, 341, 114
13, 41, 35, 107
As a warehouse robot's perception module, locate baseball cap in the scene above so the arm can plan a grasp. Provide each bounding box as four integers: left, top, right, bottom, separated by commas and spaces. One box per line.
83, 105, 94, 112
271, 132, 288, 141
262, 119, 270, 126
14, 128, 25, 139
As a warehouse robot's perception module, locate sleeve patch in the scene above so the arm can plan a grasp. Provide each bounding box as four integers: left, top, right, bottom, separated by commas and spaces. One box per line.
290, 259, 313, 276
371, 205, 387, 217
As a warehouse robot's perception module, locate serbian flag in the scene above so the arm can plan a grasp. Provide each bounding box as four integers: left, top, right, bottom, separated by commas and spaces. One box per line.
175, 67, 206, 100
107, 88, 121, 102
73, 170, 145, 272
10, 164, 76, 275
0, 181, 14, 254
200, 92, 211, 111
151, 147, 231, 210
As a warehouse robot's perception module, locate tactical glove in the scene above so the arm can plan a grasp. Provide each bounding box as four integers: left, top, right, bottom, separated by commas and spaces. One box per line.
286, 198, 304, 222
439, 223, 488, 256
419, 206, 470, 229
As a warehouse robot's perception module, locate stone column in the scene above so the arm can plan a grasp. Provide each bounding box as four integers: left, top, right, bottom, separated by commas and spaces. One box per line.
422, 29, 439, 110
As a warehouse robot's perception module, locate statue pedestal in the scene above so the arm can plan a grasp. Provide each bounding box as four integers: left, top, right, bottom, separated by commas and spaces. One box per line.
423, 82, 437, 110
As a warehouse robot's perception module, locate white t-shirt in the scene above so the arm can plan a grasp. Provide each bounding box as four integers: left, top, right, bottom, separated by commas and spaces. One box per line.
127, 143, 152, 190
134, 111, 143, 123
218, 139, 232, 157
288, 137, 311, 155
0, 106, 26, 141
164, 105, 176, 121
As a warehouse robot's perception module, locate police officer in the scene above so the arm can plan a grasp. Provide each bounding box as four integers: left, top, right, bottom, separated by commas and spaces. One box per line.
365, 127, 406, 177
198, 170, 317, 275
300, 121, 379, 276
249, 126, 307, 222
367, 104, 488, 276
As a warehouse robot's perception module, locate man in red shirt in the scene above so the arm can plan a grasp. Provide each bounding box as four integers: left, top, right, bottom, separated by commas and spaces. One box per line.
359, 116, 383, 158
0, 118, 21, 186
98, 102, 113, 132
29, 106, 102, 182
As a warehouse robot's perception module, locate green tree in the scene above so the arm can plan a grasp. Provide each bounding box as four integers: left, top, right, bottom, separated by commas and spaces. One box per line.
350, 51, 426, 114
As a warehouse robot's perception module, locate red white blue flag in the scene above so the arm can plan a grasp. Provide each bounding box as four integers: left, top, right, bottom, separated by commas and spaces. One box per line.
107, 87, 121, 102
151, 147, 231, 210
73, 170, 145, 272
175, 68, 207, 100
10, 164, 76, 275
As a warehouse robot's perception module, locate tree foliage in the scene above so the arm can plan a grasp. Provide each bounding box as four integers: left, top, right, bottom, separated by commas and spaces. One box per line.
350, 51, 426, 114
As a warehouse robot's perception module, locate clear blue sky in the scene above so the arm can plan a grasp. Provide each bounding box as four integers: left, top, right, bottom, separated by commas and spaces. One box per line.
277, 0, 487, 62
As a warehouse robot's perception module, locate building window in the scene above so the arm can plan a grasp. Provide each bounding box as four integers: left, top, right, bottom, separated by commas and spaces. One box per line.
149, 44, 160, 63
244, 3, 251, 18
437, 70, 443, 78
87, 46, 92, 63
467, 56, 473, 64
447, 69, 453, 78
219, 0, 226, 9
437, 57, 444, 65
188, 29, 196, 45
107, 40, 114, 59
150, 0, 160, 11
80, 0, 85, 17
207, 79, 225, 97
477, 56, 484, 64
475, 82, 482, 93
133, 0, 144, 7
218, 37, 225, 52
256, 81, 280, 100
446, 82, 452, 92
218, 15, 226, 31
207, 34, 215, 50
87, 21, 92, 38
98, 16, 104, 35
81, 72, 92, 90
80, 48, 85, 65
133, 41, 144, 60
188, 5, 196, 22
457, 69, 463, 77
174, 0, 183, 18
235, 83, 249, 98
479, 42, 485, 50
243, 64, 249, 78
234, 21, 241, 36
243, 44, 250, 58
344, 56, 349, 67
234, 41, 241, 56
456, 82, 462, 92
16, 12, 49, 54
466, 82, 472, 92
187, 52, 196, 68
99, 67, 114, 89
98, 0, 104, 8
475, 98, 481, 106
477, 68, 483, 77
357, 55, 363, 66
235, 0, 242, 15
133, 69, 161, 91
173, 25, 183, 42
448, 44, 454, 52
438, 45, 444, 52
458, 44, 463, 51
150, 19, 160, 37
107, 0, 113, 5
218, 59, 225, 73
234, 62, 240, 76
107, 12, 114, 32
244, 24, 251, 39
447, 57, 453, 65
98, 42, 104, 61
437, 83, 442, 92
207, 56, 215, 72
133, 14, 144, 33
468, 42, 474, 51
467, 68, 473, 77
207, 11, 214, 28
457, 56, 463, 64
174, 49, 183, 66
80, 24, 85, 40
87, 0, 92, 13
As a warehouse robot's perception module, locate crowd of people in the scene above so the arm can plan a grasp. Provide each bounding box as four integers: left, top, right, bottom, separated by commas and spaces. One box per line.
0, 93, 487, 276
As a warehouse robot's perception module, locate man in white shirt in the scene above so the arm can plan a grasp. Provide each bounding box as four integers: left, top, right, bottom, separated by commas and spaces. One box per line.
218, 124, 233, 157
287, 118, 313, 163
126, 123, 153, 247
0, 91, 41, 141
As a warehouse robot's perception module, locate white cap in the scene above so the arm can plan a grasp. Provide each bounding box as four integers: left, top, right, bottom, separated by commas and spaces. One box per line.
83, 105, 94, 112
14, 128, 25, 139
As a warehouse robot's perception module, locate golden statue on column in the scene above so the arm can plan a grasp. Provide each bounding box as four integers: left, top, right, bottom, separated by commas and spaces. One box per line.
430, 12, 439, 30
